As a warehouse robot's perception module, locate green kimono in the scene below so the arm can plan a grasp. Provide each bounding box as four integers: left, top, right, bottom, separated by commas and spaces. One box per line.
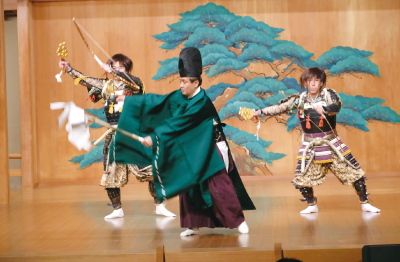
112, 88, 255, 211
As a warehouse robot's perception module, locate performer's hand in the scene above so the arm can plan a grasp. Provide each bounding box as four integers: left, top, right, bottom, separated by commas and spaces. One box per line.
253, 109, 261, 117
101, 63, 112, 73
59, 60, 71, 71
314, 104, 324, 115
141, 136, 153, 148
116, 95, 125, 102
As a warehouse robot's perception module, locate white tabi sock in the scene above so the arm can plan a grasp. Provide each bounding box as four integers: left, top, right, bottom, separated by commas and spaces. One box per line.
155, 202, 176, 217
104, 208, 124, 219
300, 204, 318, 214
238, 221, 249, 234
180, 228, 199, 237
361, 203, 381, 213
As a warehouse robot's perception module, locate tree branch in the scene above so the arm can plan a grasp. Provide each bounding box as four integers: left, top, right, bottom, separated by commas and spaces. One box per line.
231, 68, 265, 81
329, 73, 345, 79
231, 69, 252, 81
266, 61, 280, 75
346, 72, 363, 79
248, 68, 267, 78
276, 63, 305, 81
168, 75, 180, 83
275, 59, 292, 67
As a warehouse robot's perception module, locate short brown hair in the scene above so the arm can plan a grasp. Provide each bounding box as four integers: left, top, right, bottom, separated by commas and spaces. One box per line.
300, 67, 326, 90
107, 53, 133, 73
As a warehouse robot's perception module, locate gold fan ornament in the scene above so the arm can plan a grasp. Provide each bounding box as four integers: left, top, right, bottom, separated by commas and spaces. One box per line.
55, 42, 69, 83
56, 42, 69, 60
239, 107, 255, 120
239, 107, 261, 141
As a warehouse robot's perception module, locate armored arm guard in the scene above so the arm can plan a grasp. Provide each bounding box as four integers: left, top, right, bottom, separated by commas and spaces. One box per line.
260, 96, 297, 116
109, 67, 144, 95
323, 88, 342, 115
67, 67, 105, 103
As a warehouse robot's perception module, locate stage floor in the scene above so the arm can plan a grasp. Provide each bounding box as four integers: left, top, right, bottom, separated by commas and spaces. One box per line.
1, 175, 399, 259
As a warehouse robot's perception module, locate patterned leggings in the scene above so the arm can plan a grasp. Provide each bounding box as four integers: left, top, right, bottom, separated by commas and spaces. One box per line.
106, 181, 160, 210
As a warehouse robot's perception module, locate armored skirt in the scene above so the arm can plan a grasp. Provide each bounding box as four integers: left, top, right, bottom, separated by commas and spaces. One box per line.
292, 130, 364, 188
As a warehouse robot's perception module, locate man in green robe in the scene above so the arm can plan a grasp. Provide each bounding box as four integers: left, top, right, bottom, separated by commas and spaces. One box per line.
112, 47, 255, 236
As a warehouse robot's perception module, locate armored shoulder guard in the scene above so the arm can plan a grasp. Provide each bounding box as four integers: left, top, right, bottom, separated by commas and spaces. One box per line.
323, 88, 342, 115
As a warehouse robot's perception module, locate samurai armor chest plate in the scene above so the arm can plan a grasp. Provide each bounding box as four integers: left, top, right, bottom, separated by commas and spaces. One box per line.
104, 95, 121, 125
300, 102, 336, 133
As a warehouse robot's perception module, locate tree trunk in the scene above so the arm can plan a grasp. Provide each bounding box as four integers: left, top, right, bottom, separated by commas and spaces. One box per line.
227, 140, 273, 176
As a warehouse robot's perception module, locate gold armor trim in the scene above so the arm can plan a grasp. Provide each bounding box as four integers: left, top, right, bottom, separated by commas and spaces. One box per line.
74, 76, 89, 85
314, 159, 334, 164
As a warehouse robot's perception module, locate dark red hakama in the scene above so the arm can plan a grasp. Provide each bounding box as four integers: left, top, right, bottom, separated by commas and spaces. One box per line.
179, 143, 245, 228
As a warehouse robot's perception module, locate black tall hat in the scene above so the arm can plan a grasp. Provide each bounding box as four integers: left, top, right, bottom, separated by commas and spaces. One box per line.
179, 47, 202, 77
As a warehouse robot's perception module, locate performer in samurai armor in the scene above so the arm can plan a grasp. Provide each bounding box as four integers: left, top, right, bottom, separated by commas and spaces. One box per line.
112, 47, 255, 236
58, 54, 175, 219
253, 67, 380, 214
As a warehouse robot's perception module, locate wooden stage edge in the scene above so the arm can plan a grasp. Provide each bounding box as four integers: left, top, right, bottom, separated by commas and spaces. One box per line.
2, 175, 400, 262
0, 246, 364, 262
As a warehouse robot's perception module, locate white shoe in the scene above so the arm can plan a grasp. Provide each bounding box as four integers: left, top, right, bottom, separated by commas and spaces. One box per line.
300, 204, 318, 214
180, 228, 199, 237
362, 203, 381, 213
105, 208, 124, 219
238, 221, 249, 234
155, 202, 176, 217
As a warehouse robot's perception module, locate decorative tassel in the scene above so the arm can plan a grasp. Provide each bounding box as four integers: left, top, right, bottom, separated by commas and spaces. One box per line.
297, 109, 300, 119
319, 115, 324, 127
86, 94, 96, 101
306, 115, 311, 129
55, 70, 63, 83
254, 121, 261, 141
108, 102, 114, 114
